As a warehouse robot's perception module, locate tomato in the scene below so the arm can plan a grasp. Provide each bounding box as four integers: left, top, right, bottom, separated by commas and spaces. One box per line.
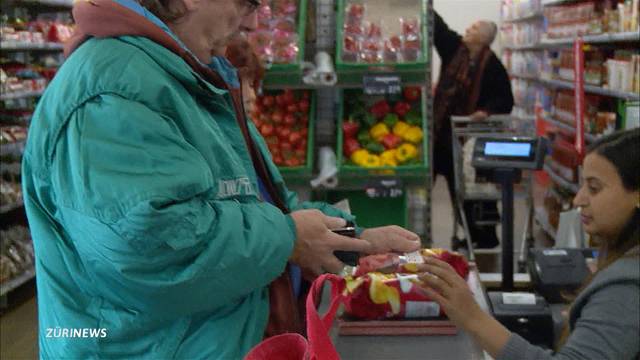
271, 111, 284, 124
283, 113, 296, 126
295, 148, 306, 160
300, 128, 308, 138
273, 155, 284, 165
284, 157, 300, 167
302, 91, 310, 100
286, 104, 298, 113
298, 138, 307, 150
265, 135, 279, 145
277, 127, 292, 141
299, 99, 310, 113
288, 132, 303, 146
262, 95, 275, 107
260, 123, 274, 137
275, 94, 287, 107
299, 114, 308, 126
283, 89, 296, 105
280, 141, 293, 152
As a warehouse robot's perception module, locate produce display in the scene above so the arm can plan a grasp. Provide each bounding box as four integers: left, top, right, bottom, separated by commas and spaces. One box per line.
341, 87, 424, 168
342, 249, 469, 320
342, 2, 423, 63
250, 89, 311, 168
249, 0, 301, 65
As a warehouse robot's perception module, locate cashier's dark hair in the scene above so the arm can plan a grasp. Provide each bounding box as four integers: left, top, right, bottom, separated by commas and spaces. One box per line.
587, 127, 640, 261
557, 128, 640, 349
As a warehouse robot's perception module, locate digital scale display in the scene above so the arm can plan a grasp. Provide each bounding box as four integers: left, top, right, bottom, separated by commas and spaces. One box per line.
484, 142, 532, 157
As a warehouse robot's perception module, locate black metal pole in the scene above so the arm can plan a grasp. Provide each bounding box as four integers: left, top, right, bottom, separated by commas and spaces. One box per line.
501, 171, 514, 291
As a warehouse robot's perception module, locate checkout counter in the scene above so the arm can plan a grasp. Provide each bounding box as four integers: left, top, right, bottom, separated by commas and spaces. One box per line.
324, 265, 492, 360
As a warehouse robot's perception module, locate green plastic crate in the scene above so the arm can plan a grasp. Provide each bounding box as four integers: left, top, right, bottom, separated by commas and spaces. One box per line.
336, 88, 429, 186
335, 0, 429, 85
321, 190, 408, 228
263, 0, 308, 86
269, 90, 315, 181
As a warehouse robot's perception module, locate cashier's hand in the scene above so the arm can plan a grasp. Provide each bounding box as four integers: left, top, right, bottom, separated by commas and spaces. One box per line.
469, 110, 488, 122
359, 226, 421, 254
416, 256, 485, 330
289, 209, 372, 275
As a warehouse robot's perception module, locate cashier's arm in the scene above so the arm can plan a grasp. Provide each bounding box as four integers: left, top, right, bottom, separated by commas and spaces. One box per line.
416, 257, 511, 358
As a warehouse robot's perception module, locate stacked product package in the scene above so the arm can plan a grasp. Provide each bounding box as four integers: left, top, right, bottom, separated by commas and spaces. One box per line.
342, 2, 422, 63
249, 0, 300, 65
341, 249, 469, 320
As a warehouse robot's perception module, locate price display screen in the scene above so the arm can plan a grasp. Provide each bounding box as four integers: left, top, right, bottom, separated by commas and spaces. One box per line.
484, 142, 532, 158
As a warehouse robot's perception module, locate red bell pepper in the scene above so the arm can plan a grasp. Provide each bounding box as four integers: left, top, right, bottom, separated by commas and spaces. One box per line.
342, 120, 360, 139
393, 101, 411, 117
381, 133, 402, 150
343, 137, 361, 157
370, 100, 391, 119
403, 87, 421, 102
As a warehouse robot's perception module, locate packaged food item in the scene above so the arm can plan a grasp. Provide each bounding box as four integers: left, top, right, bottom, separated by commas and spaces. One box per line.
341, 249, 469, 320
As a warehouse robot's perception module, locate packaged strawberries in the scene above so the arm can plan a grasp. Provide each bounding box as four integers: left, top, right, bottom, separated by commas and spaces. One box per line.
342, 249, 469, 320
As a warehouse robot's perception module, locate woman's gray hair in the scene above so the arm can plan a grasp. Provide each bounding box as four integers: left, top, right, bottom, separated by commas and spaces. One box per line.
138, 0, 187, 23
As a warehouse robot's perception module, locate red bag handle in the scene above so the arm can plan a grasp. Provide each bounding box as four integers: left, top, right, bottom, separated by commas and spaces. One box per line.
305, 273, 345, 360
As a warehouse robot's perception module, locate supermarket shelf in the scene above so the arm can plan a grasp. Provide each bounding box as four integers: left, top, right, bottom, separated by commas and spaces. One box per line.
542, 0, 580, 5
510, 73, 538, 81
17, 0, 73, 7
0, 140, 26, 155
535, 207, 557, 240
0, 200, 24, 214
538, 78, 640, 100
541, 115, 598, 142
0, 90, 45, 101
503, 44, 544, 51
540, 31, 640, 46
503, 12, 543, 23
544, 163, 580, 194
0, 42, 64, 51
0, 266, 35, 297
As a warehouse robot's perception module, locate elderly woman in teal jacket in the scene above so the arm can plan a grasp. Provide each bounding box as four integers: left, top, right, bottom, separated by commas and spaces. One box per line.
417, 128, 640, 359
21, 0, 421, 358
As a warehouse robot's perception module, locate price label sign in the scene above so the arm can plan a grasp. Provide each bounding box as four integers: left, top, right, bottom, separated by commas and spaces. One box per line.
363, 74, 402, 95
365, 178, 404, 198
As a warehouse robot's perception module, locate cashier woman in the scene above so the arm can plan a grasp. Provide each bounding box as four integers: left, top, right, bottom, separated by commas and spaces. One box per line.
417, 128, 640, 359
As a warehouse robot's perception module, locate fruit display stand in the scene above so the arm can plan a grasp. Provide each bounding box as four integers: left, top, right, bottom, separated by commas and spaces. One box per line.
336, 87, 429, 186
335, 0, 429, 85
253, 0, 308, 87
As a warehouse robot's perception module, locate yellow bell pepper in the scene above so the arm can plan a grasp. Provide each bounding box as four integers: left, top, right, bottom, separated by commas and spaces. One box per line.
350, 149, 370, 166
392, 121, 410, 137
363, 154, 382, 167
380, 150, 398, 167
402, 126, 423, 144
369, 123, 390, 142
395, 143, 418, 163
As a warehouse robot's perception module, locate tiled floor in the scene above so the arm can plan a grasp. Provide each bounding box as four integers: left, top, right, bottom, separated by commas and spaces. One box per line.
0, 178, 531, 359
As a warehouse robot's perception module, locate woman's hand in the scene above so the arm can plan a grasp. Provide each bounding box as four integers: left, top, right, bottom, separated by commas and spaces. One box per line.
416, 256, 484, 329
359, 226, 421, 254
416, 256, 512, 358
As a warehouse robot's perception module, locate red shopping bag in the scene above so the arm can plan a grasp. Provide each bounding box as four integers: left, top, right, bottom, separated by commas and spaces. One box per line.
245, 274, 345, 360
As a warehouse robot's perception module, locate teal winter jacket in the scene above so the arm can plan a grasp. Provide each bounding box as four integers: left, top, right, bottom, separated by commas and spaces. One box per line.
22, 2, 355, 358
